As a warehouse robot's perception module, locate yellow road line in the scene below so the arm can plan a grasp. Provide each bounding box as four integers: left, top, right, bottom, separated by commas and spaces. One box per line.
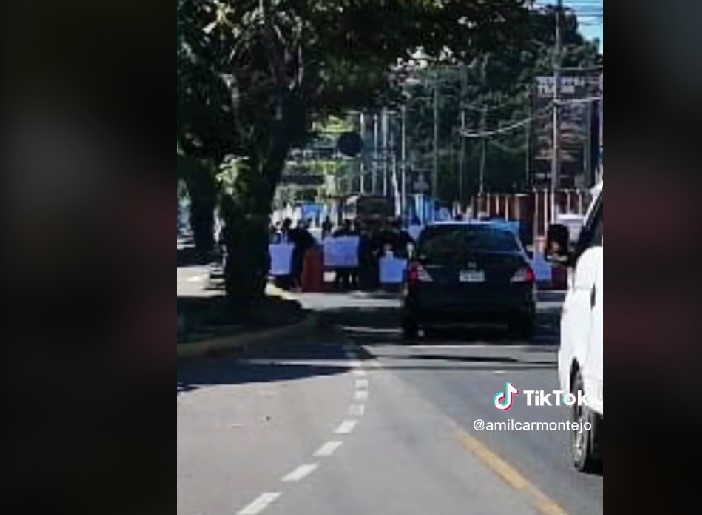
455, 429, 566, 515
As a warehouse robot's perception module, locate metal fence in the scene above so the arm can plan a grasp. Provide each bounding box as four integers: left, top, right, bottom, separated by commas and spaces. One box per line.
469, 189, 592, 244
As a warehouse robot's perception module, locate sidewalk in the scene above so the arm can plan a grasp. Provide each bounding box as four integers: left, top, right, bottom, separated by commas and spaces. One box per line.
177, 260, 319, 358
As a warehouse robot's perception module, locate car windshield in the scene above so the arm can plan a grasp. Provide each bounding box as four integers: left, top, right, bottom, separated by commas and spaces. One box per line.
418, 225, 520, 257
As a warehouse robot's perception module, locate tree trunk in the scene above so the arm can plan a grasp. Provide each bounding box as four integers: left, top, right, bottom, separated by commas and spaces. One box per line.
221, 103, 295, 308
182, 159, 217, 255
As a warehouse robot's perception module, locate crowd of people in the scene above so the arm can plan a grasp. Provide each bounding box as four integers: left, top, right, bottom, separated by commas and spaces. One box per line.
268, 216, 417, 292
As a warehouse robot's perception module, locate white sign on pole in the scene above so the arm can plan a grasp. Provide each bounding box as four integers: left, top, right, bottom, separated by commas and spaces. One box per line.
323, 236, 360, 268
379, 254, 407, 284
269, 243, 294, 276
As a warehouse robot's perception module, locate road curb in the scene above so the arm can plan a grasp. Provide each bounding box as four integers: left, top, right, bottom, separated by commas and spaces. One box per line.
177, 312, 321, 360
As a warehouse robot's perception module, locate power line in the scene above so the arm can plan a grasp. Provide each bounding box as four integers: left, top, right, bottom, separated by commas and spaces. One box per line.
557, 96, 602, 105
461, 93, 530, 113
460, 106, 552, 139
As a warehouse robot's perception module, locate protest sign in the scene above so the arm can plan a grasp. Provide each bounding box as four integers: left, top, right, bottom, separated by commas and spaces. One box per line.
530, 251, 552, 283
323, 236, 359, 268
379, 254, 407, 284
269, 243, 294, 276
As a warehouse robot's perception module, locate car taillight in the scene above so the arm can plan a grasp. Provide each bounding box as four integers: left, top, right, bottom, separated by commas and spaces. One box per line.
511, 267, 535, 283
408, 263, 432, 284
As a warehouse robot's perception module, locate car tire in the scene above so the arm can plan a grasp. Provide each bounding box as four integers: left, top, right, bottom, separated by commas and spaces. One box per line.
571, 371, 602, 472
509, 316, 534, 341
401, 319, 419, 341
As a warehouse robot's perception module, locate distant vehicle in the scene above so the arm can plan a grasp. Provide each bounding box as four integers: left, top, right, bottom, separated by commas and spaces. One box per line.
342, 195, 395, 224
548, 181, 603, 472
401, 221, 536, 340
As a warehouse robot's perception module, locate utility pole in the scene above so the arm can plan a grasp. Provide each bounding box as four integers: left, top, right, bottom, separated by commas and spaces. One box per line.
372, 113, 379, 194
458, 64, 467, 205
359, 112, 366, 194
479, 105, 487, 195
551, 0, 563, 193
432, 70, 440, 198
382, 108, 389, 197
584, 100, 592, 187
390, 115, 401, 217
478, 56, 488, 196
525, 86, 533, 189
401, 105, 408, 217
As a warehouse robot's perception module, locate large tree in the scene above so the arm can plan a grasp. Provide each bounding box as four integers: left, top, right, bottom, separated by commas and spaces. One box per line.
177, 0, 534, 307
402, 5, 602, 201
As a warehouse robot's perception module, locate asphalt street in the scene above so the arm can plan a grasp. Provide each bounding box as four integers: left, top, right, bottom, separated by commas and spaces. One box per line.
177, 289, 602, 515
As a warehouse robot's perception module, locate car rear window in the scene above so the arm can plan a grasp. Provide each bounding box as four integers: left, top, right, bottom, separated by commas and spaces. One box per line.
418, 225, 520, 257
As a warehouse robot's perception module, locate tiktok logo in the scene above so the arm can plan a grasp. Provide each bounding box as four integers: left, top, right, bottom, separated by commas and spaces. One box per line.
494, 383, 520, 411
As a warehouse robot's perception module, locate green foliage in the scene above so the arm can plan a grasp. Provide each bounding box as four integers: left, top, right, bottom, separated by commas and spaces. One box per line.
403, 7, 602, 199
177, 0, 537, 303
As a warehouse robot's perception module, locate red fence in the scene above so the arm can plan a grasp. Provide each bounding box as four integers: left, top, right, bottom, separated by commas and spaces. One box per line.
469, 189, 591, 243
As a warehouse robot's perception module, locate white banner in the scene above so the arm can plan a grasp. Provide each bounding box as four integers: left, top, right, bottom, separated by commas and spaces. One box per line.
379, 254, 407, 284
269, 243, 294, 276
323, 236, 360, 268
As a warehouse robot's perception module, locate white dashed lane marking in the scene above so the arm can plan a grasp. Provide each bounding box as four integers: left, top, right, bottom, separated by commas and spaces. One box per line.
349, 404, 365, 416
237, 493, 281, 515
314, 441, 343, 457
236, 342, 372, 514
354, 390, 369, 401
334, 420, 358, 434
282, 463, 319, 482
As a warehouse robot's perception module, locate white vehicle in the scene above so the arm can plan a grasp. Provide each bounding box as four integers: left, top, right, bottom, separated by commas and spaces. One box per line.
548, 182, 603, 471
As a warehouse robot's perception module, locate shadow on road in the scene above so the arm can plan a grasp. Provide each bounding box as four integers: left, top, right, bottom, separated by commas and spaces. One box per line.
177, 358, 554, 395
177, 293, 304, 340
177, 246, 217, 268
313, 294, 561, 346
378, 353, 555, 366
178, 356, 350, 395
334, 320, 559, 347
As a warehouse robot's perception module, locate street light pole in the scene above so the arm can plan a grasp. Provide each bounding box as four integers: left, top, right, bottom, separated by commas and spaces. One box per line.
479, 105, 487, 196
432, 70, 440, 198
551, 0, 563, 194
401, 105, 408, 217
459, 64, 467, 205
525, 86, 533, 189
382, 108, 389, 196
372, 113, 379, 194
359, 112, 366, 194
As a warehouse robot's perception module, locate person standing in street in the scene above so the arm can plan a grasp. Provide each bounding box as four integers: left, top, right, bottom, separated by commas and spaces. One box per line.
349, 220, 361, 290
272, 218, 295, 289
357, 221, 377, 291
280, 218, 293, 243
333, 219, 353, 290
290, 220, 315, 290
321, 215, 333, 240
390, 218, 414, 260
364, 221, 385, 291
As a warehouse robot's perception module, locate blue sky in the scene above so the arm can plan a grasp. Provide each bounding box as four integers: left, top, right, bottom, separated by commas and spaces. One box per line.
535, 0, 603, 52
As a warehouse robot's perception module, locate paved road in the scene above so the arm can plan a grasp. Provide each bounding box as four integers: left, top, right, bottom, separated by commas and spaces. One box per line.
177, 292, 602, 515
